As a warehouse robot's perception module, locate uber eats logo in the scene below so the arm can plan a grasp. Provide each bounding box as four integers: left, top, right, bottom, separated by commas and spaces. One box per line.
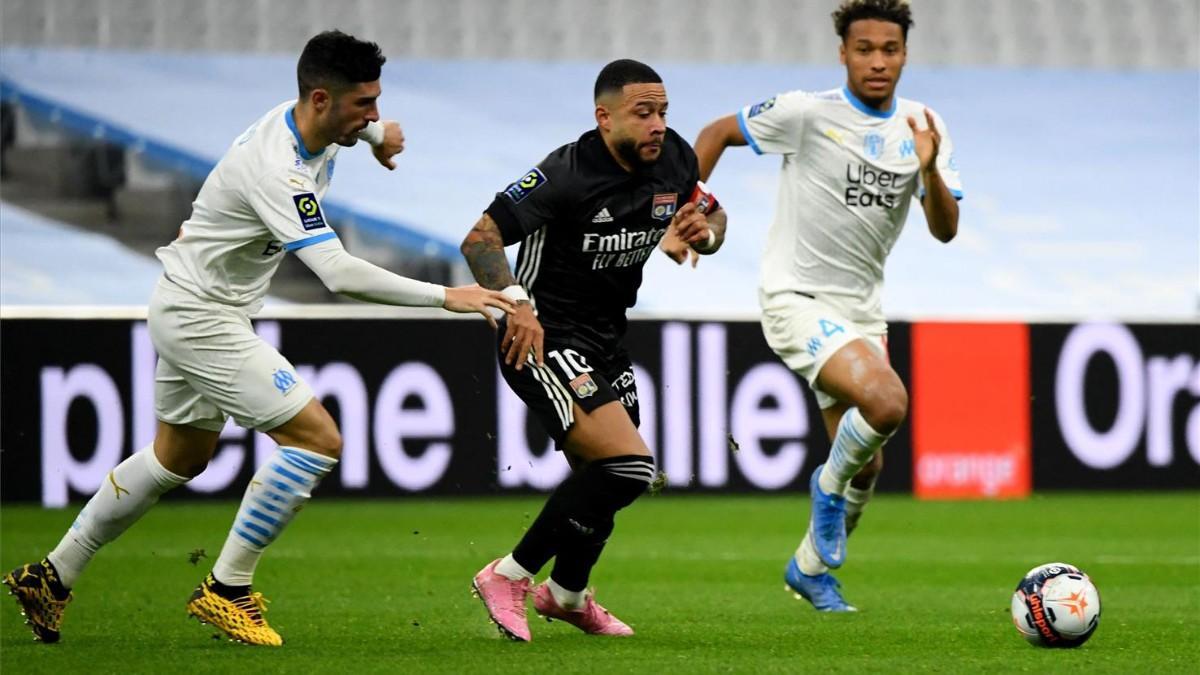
292, 192, 327, 230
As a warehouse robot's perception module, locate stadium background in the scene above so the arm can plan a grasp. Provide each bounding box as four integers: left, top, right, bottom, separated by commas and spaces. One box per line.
0, 1, 1197, 671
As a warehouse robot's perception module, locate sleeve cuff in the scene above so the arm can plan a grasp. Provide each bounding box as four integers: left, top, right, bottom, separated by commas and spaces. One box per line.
736, 110, 764, 155
485, 198, 524, 245
919, 187, 964, 201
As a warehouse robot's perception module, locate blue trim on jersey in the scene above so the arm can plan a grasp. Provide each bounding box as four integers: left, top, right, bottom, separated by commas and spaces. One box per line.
737, 109, 764, 155
283, 231, 337, 252
919, 187, 965, 201
285, 106, 323, 160
842, 85, 896, 119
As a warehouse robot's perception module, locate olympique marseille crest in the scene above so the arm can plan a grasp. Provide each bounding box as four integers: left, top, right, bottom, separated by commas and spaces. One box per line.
651, 193, 677, 221
570, 373, 599, 398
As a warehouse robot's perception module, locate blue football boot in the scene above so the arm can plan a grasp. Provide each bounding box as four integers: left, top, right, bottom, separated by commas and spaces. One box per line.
784, 558, 856, 612
808, 464, 848, 568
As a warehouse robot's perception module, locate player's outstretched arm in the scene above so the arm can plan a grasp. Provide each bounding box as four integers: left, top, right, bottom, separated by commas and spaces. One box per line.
294, 238, 515, 325
460, 213, 519, 290
694, 115, 748, 182
909, 109, 959, 243
460, 213, 544, 369
442, 284, 517, 329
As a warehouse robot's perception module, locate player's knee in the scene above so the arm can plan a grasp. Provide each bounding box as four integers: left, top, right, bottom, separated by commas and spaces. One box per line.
176, 457, 212, 479
592, 454, 655, 509
155, 442, 218, 478
861, 385, 908, 435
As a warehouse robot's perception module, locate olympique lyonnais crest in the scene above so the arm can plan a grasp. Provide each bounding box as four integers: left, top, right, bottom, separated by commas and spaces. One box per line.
651, 193, 677, 221
570, 373, 599, 398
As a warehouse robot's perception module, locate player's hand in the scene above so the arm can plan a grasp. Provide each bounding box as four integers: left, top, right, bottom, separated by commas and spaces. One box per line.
907, 108, 941, 172
442, 284, 516, 330
501, 302, 544, 371
372, 120, 405, 170
670, 202, 712, 247
659, 226, 700, 267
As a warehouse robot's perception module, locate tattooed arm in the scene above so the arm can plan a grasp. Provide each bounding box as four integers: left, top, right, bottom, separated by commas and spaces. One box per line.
461, 212, 544, 369
461, 213, 519, 290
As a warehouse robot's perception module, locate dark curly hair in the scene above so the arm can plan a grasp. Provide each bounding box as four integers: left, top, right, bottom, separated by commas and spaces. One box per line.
297, 30, 386, 96
832, 0, 914, 42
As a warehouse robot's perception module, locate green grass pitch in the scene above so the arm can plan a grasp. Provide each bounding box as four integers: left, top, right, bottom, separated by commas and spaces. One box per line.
3, 493, 1198, 673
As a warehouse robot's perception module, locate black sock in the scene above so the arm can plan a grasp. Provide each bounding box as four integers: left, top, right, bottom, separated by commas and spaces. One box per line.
512, 469, 590, 575
545, 455, 655, 592
209, 573, 251, 600
39, 558, 70, 598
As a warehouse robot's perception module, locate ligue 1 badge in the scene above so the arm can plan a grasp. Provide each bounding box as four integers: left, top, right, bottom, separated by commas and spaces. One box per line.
651, 193, 677, 221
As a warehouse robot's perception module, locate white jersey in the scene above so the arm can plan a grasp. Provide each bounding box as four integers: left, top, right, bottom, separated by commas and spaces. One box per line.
739, 86, 963, 330
157, 100, 342, 311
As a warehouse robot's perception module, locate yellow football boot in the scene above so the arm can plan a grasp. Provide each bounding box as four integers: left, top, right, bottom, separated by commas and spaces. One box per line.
3, 559, 72, 643
186, 574, 282, 646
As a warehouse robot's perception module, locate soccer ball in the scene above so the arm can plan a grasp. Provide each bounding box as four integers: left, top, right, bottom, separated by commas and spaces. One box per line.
1010, 562, 1101, 648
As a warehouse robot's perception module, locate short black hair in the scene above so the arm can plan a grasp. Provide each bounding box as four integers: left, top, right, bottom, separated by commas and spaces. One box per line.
297, 30, 386, 97
832, 0, 914, 42
594, 59, 662, 102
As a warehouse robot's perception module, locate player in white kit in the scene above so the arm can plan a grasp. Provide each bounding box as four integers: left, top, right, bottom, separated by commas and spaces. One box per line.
668, 0, 962, 611
4, 31, 514, 645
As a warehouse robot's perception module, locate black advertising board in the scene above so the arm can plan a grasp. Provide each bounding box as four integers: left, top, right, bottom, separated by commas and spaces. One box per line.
1, 317, 912, 504
1029, 322, 1200, 489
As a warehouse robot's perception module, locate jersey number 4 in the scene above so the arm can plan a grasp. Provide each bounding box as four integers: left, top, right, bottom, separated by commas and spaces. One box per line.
819, 319, 845, 337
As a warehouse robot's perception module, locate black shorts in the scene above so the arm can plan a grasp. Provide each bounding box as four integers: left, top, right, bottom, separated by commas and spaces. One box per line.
497, 328, 640, 449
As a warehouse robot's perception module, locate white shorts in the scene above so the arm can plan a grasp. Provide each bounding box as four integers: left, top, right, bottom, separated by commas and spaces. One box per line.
148, 278, 313, 432
760, 292, 887, 410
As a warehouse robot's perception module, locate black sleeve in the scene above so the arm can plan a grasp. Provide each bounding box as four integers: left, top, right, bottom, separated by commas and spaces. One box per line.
484, 145, 571, 245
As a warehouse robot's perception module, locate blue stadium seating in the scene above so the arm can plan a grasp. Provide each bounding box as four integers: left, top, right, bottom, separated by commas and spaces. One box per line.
1, 49, 1196, 317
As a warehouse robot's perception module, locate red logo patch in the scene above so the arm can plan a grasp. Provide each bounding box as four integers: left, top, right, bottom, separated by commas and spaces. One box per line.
570, 374, 599, 398
651, 193, 677, 221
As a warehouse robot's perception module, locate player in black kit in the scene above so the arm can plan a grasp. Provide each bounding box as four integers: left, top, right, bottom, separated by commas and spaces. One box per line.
462, 59, 727, 641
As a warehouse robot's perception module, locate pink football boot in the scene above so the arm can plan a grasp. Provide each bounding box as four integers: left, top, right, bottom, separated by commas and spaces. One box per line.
532, 583, 634, 637
472, 559, 532, 641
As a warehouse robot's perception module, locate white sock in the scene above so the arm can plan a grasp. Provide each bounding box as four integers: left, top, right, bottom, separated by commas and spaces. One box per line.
794, 531, 828, 577
495, 553, 534, 581
546, 576, 587, 610
48, 444, 188, 588
845, 479, 878, 535
818, 408, 888, 496
211, 446, 336, 586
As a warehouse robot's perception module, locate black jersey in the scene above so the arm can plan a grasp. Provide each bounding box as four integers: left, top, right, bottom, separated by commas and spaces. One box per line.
486, 127, 700, 353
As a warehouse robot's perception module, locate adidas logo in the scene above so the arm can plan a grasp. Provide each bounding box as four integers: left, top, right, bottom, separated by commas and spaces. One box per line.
591, 208, 613, 223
